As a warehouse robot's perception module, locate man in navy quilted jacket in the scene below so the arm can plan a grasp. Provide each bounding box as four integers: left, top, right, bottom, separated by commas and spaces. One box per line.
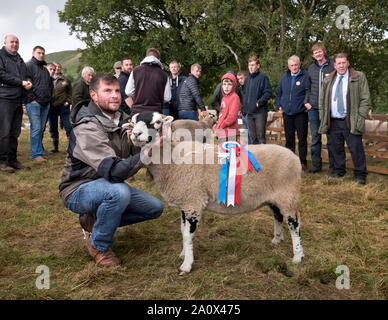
276, 55, 308, 171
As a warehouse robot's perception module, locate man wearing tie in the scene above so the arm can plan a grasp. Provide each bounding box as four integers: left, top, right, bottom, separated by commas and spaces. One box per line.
318, 53, 371, 184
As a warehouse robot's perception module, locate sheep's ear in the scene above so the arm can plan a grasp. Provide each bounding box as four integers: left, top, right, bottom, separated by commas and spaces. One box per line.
163, 115, 174, 125
162, 116, 173, 141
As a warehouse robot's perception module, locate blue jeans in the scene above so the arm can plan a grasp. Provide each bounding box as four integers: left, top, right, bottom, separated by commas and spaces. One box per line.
25, 102, 50, 159
242, 115, 252, 144
308, 108, 322, 168
162, 108, 170, 116
178, 110, 198, 121
308, 108, 334, 169
48, 105, 72, 138
67, 178, 164, 251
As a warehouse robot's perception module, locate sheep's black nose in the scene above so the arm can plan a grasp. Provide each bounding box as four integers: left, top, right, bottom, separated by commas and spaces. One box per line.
133, 132, 142, 138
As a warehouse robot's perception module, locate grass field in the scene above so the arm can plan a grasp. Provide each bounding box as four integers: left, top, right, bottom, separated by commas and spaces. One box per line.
0, 127, 387, 300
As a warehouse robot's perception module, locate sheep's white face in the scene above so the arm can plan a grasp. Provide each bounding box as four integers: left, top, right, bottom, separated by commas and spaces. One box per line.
131, 112, 173, 147
207, 112, 217, 124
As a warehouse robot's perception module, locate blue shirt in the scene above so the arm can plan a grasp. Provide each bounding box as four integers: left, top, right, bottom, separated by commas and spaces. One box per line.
331, 70, 349, 118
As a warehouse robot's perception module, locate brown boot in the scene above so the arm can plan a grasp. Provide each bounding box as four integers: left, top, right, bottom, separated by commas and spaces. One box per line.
79, 214, 95, 233
145, 169, 154, 182
42, 148, 54, 156
0, 163, 15, 173
8, 160, 31, 171
84, 238, 121, 267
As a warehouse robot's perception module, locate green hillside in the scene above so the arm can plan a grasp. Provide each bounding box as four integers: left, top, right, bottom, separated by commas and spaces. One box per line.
45, 50, 83, 82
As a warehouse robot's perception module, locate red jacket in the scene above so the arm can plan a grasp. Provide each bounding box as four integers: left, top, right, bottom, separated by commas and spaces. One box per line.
215, 73, 240, 139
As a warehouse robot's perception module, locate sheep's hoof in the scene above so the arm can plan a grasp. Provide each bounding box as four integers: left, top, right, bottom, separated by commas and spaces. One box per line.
178, 263, 192, 275
271, 237, 283, 245
292, 253, 304, 263
178, 267, 190, 276
178, 270, 188, 276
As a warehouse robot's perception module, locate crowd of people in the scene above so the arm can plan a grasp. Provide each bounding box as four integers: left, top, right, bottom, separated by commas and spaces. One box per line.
0, 34, 372, 266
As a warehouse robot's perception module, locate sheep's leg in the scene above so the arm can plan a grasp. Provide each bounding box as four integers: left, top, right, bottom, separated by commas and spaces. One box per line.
179, 211, 186, 259
286, 215, 304, 263
178, 211, 199, 275
269, 205, 284, 244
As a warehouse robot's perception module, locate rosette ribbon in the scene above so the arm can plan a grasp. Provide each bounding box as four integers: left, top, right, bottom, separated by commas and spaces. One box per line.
218, 141, 261, 206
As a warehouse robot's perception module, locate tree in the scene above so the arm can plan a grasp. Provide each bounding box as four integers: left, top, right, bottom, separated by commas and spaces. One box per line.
59, 0, 387, 111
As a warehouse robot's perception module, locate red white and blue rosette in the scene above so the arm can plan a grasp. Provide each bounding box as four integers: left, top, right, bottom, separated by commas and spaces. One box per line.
218, 141, 261, 207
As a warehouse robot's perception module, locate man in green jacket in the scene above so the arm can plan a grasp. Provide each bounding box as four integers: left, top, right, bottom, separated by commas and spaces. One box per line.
318, 53, 371, 184
72, 66, 94, 108
48, 62, 72, 152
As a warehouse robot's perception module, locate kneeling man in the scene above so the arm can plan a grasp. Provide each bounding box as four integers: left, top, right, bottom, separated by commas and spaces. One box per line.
59, 73, 164, 267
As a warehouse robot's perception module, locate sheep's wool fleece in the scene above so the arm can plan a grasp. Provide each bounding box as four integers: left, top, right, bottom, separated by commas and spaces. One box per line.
149, 141, 301, 219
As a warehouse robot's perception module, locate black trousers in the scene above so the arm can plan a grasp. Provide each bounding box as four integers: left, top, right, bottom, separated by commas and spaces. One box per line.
0, 99, 23, 163
247, 112, 267, 144
328, 118, 367, 178
283, 112, 308, 165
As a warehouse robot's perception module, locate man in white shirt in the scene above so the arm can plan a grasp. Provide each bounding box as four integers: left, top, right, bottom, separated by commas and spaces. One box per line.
319, 53, 371, 184
124, 48, 171, 116
124, 48, 171, 182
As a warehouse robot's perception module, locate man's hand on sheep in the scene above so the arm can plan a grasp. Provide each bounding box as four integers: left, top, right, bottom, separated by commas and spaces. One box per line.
122, 122, 133, 135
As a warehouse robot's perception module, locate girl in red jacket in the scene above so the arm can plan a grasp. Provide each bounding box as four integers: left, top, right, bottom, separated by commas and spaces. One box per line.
215, 73, 241, 143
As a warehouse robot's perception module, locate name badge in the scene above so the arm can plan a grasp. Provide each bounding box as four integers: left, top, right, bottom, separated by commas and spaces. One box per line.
296, 81, 301, 86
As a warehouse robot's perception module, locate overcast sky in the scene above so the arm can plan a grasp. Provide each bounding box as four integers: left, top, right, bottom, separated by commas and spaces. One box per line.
0, 0, 85, 61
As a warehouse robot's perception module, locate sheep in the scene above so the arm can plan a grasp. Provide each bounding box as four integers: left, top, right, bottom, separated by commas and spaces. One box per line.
130, 111, 304, 275
171, 112, 218, 142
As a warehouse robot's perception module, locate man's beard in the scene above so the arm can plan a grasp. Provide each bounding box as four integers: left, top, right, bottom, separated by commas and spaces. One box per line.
98, 102, 119, 115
